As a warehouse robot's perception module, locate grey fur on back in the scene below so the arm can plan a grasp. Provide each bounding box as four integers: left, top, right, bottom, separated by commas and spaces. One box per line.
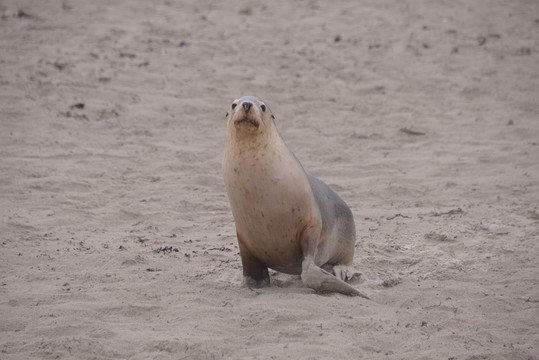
306, 173, 356, 244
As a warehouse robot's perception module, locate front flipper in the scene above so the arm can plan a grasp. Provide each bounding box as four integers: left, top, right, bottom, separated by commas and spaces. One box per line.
301, 262, 370, 298
237, 233, 270, 288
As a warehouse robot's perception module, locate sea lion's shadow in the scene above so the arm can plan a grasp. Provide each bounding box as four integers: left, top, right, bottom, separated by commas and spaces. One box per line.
270, 272, 303, 288
214, 269, 363, 294
271, 270, 362, 289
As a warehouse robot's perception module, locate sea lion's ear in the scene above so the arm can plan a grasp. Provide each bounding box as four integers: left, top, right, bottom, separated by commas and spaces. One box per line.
225, 112, 228, 117
271, 115, 275, 119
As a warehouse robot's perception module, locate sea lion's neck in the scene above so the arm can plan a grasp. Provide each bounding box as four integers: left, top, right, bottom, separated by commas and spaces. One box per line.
226, 124, 286, 156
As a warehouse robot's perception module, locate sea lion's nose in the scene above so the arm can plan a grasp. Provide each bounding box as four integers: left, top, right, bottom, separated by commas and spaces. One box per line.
242, 102, 252, 113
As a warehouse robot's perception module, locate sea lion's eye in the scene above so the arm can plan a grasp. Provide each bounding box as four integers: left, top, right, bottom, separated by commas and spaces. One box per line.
231, 103, 237, 109
260, 104, 266, 112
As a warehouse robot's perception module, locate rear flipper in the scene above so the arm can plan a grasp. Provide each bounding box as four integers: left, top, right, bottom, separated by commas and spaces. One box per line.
326, 264, 360, 282
301, 262, 370, 299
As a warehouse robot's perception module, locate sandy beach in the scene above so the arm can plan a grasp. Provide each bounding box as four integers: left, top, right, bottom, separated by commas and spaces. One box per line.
1, 0, 538, 359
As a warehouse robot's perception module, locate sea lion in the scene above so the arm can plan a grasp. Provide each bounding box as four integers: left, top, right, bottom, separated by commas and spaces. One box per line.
222, 96, 368, 298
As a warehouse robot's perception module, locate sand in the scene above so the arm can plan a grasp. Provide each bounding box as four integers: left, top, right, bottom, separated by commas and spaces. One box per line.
1, 0, 538, 359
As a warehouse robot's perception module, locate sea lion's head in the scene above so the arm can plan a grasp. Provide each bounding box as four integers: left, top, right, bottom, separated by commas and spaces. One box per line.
226, 96, 275, 139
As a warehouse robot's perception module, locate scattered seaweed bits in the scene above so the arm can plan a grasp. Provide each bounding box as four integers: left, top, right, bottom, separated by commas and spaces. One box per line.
16, 9, 33, 18
238, 7, 252, 15
70, 103, 85, 109
153, 246, 179, 254
400, 127, 426, 135
53, 62, 67, 71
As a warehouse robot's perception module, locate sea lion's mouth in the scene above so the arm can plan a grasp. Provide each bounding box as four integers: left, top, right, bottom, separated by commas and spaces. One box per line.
234, 117, 259, 128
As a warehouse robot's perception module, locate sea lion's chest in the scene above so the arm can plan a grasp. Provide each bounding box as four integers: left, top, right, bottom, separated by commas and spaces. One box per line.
223, 141, 319, 255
